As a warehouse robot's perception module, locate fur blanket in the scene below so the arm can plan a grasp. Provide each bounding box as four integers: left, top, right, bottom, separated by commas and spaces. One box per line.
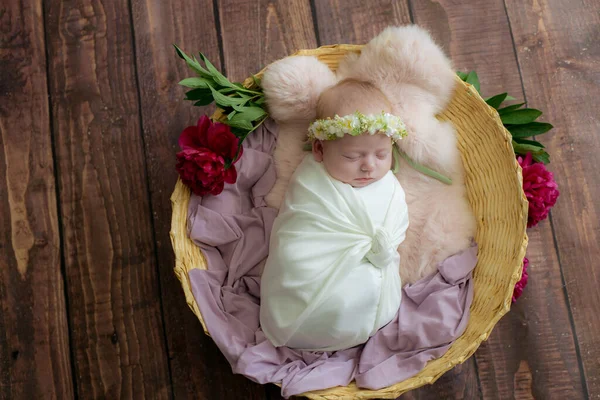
261, 25, 476, 283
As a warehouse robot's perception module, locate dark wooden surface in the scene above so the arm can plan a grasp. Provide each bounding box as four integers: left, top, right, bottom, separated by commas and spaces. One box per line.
1, 0, 598, 399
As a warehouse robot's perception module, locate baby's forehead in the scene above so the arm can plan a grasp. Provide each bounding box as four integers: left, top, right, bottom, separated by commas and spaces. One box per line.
326, 134, 393, 150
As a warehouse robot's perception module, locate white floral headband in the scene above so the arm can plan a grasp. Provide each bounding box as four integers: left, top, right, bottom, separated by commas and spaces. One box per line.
307, 111, 408, 142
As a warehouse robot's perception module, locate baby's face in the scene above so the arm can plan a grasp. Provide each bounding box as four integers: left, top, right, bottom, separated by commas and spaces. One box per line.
313, 133, 393, 188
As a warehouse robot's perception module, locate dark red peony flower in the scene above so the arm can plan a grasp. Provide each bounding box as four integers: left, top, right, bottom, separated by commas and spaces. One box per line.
517, 152, 560, 227
176, 148, 237, 196
176, 116, 242, 196
179, 115, 242, 161
512, 257, 529, 302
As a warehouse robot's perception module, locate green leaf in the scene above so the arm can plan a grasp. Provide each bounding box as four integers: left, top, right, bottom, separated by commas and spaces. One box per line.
173, 45, 211, 77
465, 71, 480, 92
500, 109, 542, 125
229, 126, 248, 137
193, 97, 214, 106
532, 151, 550, 164
254, 97, 265, 106
174, 44, 186, 60
507, 122, 554, 138
185, 88, 212, 100
252, 74, 262, 87
225, 114, 254, 130
200, 52, 237, 89
505, 95, 516, 101
456, 71, 469, 80
185, 88, 213, 106
179, 77, 212, 88
207, 84, 246, 107
512, 141, 544, 154
217, 87, 239, 95
227, 110, 237, 120
485, 93, 508, 109
498, 103, 525, 114
513, 138, 545, 148
231, 105, 267, 121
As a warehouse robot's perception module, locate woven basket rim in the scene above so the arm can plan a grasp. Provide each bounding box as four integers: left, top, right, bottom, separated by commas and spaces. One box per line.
170, 44, 529, 399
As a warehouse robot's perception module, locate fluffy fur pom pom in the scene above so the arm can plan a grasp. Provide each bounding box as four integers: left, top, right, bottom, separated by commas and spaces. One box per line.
262, 56, 337, 123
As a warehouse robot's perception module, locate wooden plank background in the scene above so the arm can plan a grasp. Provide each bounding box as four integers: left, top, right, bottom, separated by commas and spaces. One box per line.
1, 0, 598, 399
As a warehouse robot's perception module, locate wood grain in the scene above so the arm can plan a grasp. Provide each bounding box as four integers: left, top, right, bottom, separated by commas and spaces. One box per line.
505, 0, 600, 396
0, 1, 74, 398
218, 0, 318, 81
411, 0, 587, 398
43, 0, 171, 397
313, 2, 482, 398
129, 0, 267, 398
313, 0, 411, 45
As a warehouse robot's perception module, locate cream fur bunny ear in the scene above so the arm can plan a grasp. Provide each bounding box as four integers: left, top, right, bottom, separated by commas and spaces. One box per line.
262, 56, 337, 123
337, 25, 456, 114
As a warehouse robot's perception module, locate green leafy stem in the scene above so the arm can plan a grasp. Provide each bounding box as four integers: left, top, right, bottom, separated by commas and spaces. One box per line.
457, 71, 553, 164
174, 45, 267, 139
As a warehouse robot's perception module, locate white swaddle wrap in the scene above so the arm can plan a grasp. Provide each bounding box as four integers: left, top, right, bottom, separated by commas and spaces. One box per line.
260, 155, 409, 351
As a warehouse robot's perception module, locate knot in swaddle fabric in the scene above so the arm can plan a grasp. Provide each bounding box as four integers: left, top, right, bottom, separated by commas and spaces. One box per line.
260, 155, 409, 351
367, 228, 396, 269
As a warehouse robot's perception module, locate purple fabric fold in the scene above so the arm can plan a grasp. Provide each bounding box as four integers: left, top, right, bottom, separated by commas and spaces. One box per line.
186, 119, 477, 398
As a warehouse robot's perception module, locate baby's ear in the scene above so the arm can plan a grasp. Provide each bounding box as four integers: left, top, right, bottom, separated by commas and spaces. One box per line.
312, 140, 324, 162
262, 56, 337, 123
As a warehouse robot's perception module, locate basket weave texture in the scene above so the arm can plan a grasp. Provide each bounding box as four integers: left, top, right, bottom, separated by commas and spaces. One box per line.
170, 45, 529, 399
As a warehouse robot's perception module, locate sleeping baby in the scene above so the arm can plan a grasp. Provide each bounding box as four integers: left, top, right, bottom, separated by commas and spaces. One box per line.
260, 79, 410, 351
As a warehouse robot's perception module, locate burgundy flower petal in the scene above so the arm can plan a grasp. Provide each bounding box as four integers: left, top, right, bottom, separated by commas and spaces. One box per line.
178, 126, 202, 150
512, 257, 529, 302
223, 165, 237, 184
206, 122, 240, 160
175, 147, 232, 197
517, 152, 560, 227
196, 115, 212, 148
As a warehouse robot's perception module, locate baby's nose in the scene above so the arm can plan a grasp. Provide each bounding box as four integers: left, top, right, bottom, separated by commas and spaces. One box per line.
361, 159, 375, 171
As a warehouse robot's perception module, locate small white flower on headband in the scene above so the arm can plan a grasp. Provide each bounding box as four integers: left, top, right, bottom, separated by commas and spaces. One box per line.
308, 111, 408, 142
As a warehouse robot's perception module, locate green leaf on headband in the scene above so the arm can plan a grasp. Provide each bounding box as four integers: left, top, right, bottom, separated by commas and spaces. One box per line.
498, 103, 525, 114
508, 122, 554, 138
485, 93, 508, 109
500, 109, 542, 125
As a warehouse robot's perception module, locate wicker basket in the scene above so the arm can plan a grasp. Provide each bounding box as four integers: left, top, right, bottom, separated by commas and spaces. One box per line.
170, 45, 529, 399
